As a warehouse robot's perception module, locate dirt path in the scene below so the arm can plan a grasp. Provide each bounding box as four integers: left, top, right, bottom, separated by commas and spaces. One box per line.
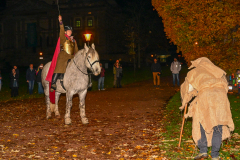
0, 76, 181, 159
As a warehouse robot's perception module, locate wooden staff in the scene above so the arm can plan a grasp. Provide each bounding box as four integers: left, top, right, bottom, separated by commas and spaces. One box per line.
178, 104, 188, 148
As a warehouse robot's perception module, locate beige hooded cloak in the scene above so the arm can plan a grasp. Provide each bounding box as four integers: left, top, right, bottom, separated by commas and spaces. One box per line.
180, 57, 234, 147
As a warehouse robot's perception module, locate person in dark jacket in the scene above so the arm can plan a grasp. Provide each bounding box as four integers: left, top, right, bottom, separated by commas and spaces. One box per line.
116, 63, 123, 88
98, 63, 105, 91
26, 64, 36, 95
10, 68, 19, 97
13, 66, 19, 77
36, 64, 44, 94
13, 66, 19, 95
151, 58, 162, 87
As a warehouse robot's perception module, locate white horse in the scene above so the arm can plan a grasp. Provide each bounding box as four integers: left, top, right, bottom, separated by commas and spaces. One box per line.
41, 43, 101, 125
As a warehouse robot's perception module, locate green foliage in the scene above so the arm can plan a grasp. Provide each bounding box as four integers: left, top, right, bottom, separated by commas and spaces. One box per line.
152, 0, 240, 73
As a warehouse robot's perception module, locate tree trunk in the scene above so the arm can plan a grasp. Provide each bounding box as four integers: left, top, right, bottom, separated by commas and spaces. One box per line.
138, 43, 141, 68
134, 55, 136, 76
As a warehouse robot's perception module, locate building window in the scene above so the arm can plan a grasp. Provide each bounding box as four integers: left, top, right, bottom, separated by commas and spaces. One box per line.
87, 18, 93, 27
75, 18, 81, 27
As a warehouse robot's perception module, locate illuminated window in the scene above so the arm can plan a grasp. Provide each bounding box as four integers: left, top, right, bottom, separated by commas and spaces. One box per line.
75, 18, 81, 27
87, 18, 93, 27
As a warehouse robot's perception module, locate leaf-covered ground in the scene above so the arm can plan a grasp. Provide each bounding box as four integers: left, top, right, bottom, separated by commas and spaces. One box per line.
0, 76, 181, 159
160, 92, 240, 159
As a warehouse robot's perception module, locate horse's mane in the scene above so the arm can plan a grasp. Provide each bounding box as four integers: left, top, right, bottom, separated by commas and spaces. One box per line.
74, 47, 98, 59
74, 49, 85, 57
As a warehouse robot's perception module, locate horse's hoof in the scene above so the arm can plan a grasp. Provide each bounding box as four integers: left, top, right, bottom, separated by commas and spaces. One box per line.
65, 118, 72, 125
81, 118, 89, 125
55, 115, 61, 119
47, 116, 52, 119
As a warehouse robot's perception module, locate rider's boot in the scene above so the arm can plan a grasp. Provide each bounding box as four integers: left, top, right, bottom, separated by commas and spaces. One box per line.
59, 73, 66, 90
51, 73, 59, 92
59, 73, 64, 80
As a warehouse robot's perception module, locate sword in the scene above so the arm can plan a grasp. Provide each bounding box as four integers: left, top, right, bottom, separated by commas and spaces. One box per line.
57, 0, 60, 15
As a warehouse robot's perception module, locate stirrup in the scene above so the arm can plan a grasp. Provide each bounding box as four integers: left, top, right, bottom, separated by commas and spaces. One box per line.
88, 82, 92, 88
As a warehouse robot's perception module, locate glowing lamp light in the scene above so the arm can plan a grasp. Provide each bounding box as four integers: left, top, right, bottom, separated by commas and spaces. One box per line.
39, 57, 43, 59
151, 54, 154, 57
39, 52, 43, 56
235, 84, 237, 86
195, 42, 198, 45
84, 34, 92, 42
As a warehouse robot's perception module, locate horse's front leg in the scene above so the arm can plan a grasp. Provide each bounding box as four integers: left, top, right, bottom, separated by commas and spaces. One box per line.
64, 91, 74, 125
54, 91, 61, 118
78, 89, 89, 124
44, 82, 51, 119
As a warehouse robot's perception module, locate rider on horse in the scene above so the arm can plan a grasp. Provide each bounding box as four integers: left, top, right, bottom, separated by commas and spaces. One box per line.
51, 15, 79, 92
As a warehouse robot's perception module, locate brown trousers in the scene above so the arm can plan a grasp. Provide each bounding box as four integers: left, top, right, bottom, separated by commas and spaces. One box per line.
152, 72, 160, 86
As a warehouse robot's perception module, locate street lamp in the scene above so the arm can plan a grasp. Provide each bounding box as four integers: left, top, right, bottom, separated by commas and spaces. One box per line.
84, 33, 92, 47
39, 52, 43, 59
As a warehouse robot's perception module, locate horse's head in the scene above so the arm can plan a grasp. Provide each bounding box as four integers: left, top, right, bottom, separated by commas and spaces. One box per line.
83, 43, 101, 76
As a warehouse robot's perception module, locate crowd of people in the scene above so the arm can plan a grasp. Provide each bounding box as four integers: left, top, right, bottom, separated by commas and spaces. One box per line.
0, 64, 44, 97
151, 57, 182, 88
1, 58, 181, 96
0, 59, 124, 96
97, 59, 123, 91
227, 69, 240, 95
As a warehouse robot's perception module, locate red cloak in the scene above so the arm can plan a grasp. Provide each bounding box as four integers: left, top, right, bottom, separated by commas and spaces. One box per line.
45, 34, 74, 104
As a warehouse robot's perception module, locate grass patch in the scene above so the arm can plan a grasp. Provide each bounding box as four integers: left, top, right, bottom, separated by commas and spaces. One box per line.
160, 92, 240, 159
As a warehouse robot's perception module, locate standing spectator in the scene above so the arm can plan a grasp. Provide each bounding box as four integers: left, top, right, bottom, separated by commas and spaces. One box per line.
13, 66, 19, 95
10, 69, 19, 97
98, 63, 105, 91
151, 58, 161, 87
13, 66, 19, 76
170, 57, 181, 87
116, 63, 123, 88
236, 69, 240, 95
26, 64, 36, 95
36, 64, 44, 94
113, 60, 120, 88
226, 73, 235, 93
0, 70, 2, 91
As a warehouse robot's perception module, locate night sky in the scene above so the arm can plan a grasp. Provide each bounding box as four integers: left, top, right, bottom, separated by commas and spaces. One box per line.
0, 0, 6, 8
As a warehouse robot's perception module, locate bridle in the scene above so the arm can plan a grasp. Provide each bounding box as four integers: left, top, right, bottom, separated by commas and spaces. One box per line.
73, 47, 99, 75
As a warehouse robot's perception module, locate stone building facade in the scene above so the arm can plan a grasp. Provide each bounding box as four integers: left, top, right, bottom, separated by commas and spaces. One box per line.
0, 0, 120, 67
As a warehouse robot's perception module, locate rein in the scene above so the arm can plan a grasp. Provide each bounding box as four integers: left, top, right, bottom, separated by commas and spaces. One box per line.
72, 48, 99, 75
73, 59, 91, 75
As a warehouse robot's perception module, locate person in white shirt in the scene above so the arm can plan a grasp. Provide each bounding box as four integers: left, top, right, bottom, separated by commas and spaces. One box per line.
170, 58, 181, 86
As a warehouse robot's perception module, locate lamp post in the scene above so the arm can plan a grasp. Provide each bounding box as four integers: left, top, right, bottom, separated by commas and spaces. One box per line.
84, 33, 92, 47
83, 33, 93, 89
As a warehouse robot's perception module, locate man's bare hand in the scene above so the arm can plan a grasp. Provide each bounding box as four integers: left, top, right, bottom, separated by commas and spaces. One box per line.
58, 15, 62, 22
